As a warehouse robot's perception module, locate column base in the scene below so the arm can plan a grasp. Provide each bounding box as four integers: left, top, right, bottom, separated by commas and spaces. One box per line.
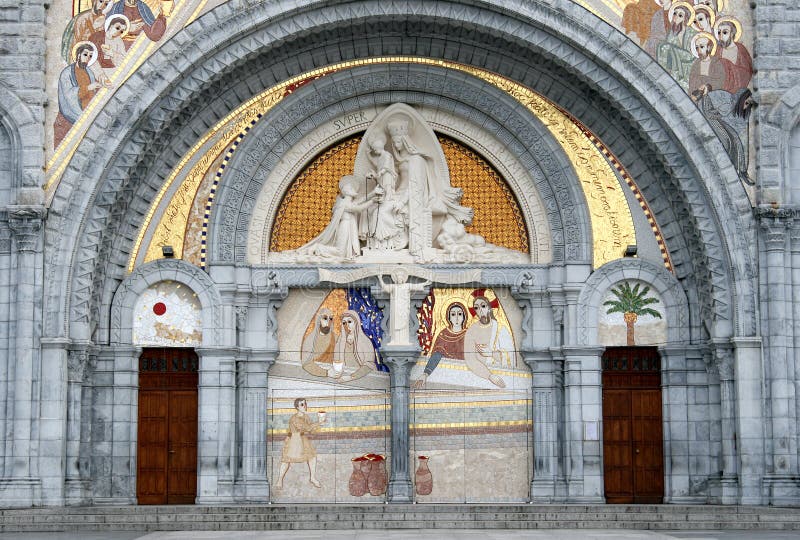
665, 495, 706, 504
763, 474, 800, 506
0, 478, 41, 507
387, 479, 413, 503
566, 495, 605, 503
64, 479, 91, 506
530, 478, 568, 503
94, 496, 136, 505
234, 479, 270, 503
719, 474, 740, 505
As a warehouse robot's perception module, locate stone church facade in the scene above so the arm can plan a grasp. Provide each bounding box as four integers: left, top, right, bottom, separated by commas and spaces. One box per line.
0, 0, 799, 508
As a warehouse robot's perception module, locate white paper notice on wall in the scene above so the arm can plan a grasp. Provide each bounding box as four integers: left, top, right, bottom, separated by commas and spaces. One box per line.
583, 421, 599, 441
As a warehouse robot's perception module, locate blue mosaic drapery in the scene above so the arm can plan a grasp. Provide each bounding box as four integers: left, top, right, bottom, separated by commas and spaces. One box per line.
346, 287, 389, 372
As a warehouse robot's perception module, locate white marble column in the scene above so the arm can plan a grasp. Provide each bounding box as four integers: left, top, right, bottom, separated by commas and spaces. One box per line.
90, 345, 138, 505
196, 347, 237, 504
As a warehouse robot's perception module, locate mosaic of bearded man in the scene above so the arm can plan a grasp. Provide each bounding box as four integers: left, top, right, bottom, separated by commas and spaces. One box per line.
656, 2, 698, 90
54, 42, 101, 149
688, 32, 726, 96
300, 307, 335, 377
714, 17, 752, 93
332, 310, 377, 383
61, 0, 111, 62
463, 293, 513, 388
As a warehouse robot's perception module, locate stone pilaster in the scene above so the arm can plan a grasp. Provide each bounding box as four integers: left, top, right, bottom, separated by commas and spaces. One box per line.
526, 348, 567, 502
64, 342, 91, 505
712, 342, 739, 504
91, 346, 138, 505
233, 350, 274, 502
196, 347, 237, 504
561, 346, 604, 503
756, 208, 799, 504
732, 337, 766, 505
7, 206, 44, 477
383, 345, 418, 503
661, 345, 708, 503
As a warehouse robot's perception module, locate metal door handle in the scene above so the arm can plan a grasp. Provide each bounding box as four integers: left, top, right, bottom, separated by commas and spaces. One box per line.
168, 450, 176, 454
635, 449, 640, 454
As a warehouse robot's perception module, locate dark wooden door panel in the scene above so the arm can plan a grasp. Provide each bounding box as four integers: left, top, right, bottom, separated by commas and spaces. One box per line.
137, 348, 199, 505
602, 347, 664, 504
137, 390, 168, 505
168, 390, 198, 504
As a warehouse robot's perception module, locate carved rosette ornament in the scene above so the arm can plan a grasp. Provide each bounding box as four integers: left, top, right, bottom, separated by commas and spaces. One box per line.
8, 205, 46, 253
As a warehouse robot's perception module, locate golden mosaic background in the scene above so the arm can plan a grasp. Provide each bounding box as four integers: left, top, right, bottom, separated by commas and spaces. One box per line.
270, 134, 529, 253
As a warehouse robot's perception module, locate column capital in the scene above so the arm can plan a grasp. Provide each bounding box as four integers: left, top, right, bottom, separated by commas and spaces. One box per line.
711, 341, 735, 381
67, 343, 93, 383
8, 205, 45, 253
756, 206, 792, 250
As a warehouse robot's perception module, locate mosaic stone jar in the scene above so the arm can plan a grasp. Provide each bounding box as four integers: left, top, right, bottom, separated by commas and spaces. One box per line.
415, 456, 432, 495
366, 454, 388, 496
348, 456, 368, 497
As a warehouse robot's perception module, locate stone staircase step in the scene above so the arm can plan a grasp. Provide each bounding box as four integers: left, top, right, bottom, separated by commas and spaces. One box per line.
1, 505, 800, 532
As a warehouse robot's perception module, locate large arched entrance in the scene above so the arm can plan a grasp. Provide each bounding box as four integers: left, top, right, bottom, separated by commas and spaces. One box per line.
36, 0, 762, 507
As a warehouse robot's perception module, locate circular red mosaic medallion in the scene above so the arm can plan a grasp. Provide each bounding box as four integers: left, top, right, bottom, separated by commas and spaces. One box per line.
153, 302, 167, 316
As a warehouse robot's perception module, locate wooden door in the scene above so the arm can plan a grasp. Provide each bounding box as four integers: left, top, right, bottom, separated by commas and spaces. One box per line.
602, 347, 664, 504
137, 348, 198, 505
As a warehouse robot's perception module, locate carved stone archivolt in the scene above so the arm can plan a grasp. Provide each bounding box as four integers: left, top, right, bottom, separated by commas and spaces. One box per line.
44, 0, 756, 351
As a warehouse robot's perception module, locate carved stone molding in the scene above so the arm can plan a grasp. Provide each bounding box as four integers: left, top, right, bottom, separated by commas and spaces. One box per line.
8, 205, 45, 253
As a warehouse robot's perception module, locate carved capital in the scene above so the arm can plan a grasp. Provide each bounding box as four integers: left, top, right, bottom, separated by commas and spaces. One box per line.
8, 205, 45, 253
235, 305, 248, 331
552, 304, 565, 326
67, 347, 91, 383
712, 345, 735, 381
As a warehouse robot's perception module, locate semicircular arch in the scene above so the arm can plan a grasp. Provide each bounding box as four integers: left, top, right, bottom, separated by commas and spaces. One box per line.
44, 0, 755, 346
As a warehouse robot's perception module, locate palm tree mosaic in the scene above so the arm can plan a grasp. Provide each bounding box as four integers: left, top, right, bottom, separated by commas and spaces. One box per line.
603, 282, 662, 346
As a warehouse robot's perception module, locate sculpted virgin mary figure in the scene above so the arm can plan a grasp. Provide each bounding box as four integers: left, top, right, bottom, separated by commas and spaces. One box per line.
385, 113, 473, 259
269, 103, 529, 264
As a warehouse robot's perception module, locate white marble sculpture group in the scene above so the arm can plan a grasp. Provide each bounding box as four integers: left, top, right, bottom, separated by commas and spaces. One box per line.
275, 104, 529, 264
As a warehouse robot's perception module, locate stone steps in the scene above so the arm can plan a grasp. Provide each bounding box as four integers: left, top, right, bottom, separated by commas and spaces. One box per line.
1, 505, 799, 532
